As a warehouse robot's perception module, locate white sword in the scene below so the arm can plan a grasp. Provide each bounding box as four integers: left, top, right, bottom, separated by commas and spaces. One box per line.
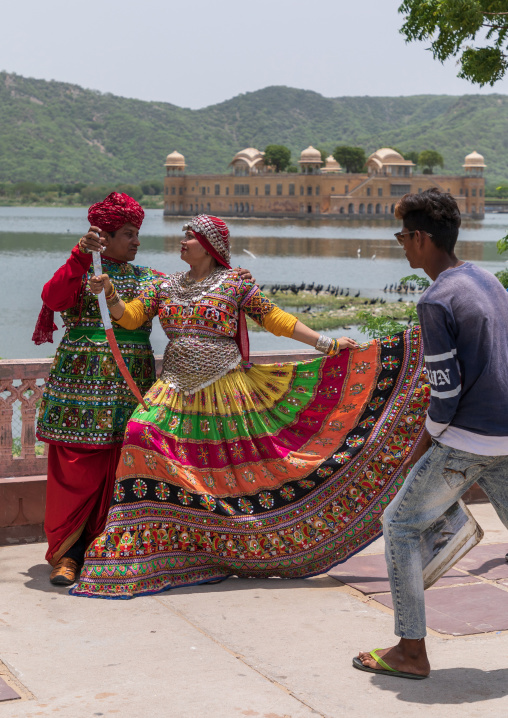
92, 248, 113, 331
90, 235, 147, 408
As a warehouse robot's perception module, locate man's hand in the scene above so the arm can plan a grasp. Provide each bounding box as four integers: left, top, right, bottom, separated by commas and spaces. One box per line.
235, 267, 255, 283
78, 226, 106, 254
89, 273, 113, 297
401, 427, 432, 478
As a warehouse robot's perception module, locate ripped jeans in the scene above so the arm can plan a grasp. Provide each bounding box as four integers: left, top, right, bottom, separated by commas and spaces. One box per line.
383, 440, 508, 639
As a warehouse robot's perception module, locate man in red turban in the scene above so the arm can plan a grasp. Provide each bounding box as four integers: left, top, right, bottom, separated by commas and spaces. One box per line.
34, 192, 162, 586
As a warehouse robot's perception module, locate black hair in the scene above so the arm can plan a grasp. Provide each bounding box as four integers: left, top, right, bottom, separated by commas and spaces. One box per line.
395, 188, 461, 254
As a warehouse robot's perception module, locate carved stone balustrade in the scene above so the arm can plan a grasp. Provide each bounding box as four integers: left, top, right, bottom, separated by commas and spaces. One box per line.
0, 359, 52, 478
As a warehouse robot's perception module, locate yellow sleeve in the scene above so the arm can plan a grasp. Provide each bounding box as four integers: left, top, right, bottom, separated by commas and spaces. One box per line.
114, 299, 148, 330
262, 306, 298, 337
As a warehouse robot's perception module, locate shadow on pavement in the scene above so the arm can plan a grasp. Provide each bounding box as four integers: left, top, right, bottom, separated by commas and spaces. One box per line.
369, 667, 508, 703
164, 575, 338, 596
21, 567, 337, 596
22, 563, 69, 594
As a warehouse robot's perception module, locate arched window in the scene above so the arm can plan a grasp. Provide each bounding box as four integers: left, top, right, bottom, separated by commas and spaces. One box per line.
367, 203, 373, 214
390, 203, 395, 214
375, 203, 381, 214
359, 203, 365, 214
348, 203, 354, 214
240, 202, 244, 213
207, 203, 211, 212
339, 206, 344, 214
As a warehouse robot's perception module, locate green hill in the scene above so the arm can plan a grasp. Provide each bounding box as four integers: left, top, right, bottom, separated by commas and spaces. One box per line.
1, 72, 507, 187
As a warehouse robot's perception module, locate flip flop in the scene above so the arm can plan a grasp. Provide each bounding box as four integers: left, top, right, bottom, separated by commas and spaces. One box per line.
352, 649, 428, 680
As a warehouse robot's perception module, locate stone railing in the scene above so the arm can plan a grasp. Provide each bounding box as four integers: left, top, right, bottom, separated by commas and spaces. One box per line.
0, 359, 52, 479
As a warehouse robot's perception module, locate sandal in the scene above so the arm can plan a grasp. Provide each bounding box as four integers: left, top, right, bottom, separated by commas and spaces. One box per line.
352, 648, 428, 680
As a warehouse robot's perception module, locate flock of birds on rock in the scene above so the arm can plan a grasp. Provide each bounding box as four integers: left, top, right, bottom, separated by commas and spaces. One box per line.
383, 282, 424, 294
263, 282, 420, 303
266, 282, 361, 297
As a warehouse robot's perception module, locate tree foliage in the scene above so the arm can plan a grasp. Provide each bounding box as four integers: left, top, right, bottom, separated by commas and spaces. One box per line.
316, 147, 329, 164
399, 1, 508, 86
495, 268, 508, 287
4, 73, 508, 185
263, 144, 291, 172
332, 146, 366, 173
402, 150, 420, 165
418, 149, 444, 173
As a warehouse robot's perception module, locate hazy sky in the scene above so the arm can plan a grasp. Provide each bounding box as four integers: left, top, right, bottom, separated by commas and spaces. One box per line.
2, 0, 507, 108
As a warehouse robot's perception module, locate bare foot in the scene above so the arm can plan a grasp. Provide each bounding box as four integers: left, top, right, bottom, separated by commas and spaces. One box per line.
358, 638, 430, 677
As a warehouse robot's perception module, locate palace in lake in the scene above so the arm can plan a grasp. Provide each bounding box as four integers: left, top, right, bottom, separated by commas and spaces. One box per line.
163, 146, 486, 219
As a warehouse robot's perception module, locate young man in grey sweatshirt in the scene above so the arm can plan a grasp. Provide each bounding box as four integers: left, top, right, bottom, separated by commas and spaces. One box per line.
354, 188, 508, 680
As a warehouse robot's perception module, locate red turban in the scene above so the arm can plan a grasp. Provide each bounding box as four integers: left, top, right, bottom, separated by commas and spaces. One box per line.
87, 192, 144, 232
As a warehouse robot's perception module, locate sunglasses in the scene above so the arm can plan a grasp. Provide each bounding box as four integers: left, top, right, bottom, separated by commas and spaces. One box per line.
394, 230, 432, 246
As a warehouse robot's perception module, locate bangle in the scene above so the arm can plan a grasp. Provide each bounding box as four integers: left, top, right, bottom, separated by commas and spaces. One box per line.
105, 282, 116, 300
107, 295, 121, 309
315, 335, 332, 353
106, 290, 120, 308
327, 339, 342, 356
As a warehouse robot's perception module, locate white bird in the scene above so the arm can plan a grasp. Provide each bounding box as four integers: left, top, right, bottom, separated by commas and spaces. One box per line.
371, 253, 376, 260
357, 248, 361, 257
243, 249, 257, 259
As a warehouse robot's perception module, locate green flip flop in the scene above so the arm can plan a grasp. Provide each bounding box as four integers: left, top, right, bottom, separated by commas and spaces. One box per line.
352, 649, 428, 680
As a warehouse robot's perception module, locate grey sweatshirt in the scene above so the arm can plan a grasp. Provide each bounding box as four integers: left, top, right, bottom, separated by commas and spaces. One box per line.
417, 261, 508, 455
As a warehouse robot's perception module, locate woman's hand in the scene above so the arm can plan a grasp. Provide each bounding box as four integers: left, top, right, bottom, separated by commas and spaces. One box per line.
78, 226, 106, 254
332, 336, 359, 353
89, 273, 113, 297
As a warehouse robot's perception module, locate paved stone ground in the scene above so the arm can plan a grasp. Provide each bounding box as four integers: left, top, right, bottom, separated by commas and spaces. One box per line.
1, 503, 508, 718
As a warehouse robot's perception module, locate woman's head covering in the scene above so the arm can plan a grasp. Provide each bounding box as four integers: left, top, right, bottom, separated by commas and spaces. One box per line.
182, 214, 250, 361
88, 192, 145, 233
183, 215, 231, 267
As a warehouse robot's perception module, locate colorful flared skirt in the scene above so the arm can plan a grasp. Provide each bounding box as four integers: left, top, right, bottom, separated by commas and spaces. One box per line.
72, 327, 429, 599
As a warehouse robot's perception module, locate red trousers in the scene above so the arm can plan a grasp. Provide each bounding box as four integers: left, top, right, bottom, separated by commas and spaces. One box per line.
44, 444, 121, 566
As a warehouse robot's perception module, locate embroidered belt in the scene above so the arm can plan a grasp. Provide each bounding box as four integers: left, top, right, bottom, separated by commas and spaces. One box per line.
66, 327, 150, 345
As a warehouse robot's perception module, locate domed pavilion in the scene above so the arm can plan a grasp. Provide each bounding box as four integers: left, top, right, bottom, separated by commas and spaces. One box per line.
230, 148, 265, 176
165, 151, 186, 176
463, 150, 486, 177
298, 146, 323, 174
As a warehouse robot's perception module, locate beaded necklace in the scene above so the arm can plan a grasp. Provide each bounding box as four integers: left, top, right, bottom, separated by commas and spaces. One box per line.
161, 266, 229, 307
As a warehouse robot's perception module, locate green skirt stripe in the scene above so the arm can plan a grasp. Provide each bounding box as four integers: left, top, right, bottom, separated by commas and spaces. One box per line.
67, 327, 150, 344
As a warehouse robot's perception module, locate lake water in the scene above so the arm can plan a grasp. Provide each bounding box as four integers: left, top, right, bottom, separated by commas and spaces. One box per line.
2, 207, 508, 359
